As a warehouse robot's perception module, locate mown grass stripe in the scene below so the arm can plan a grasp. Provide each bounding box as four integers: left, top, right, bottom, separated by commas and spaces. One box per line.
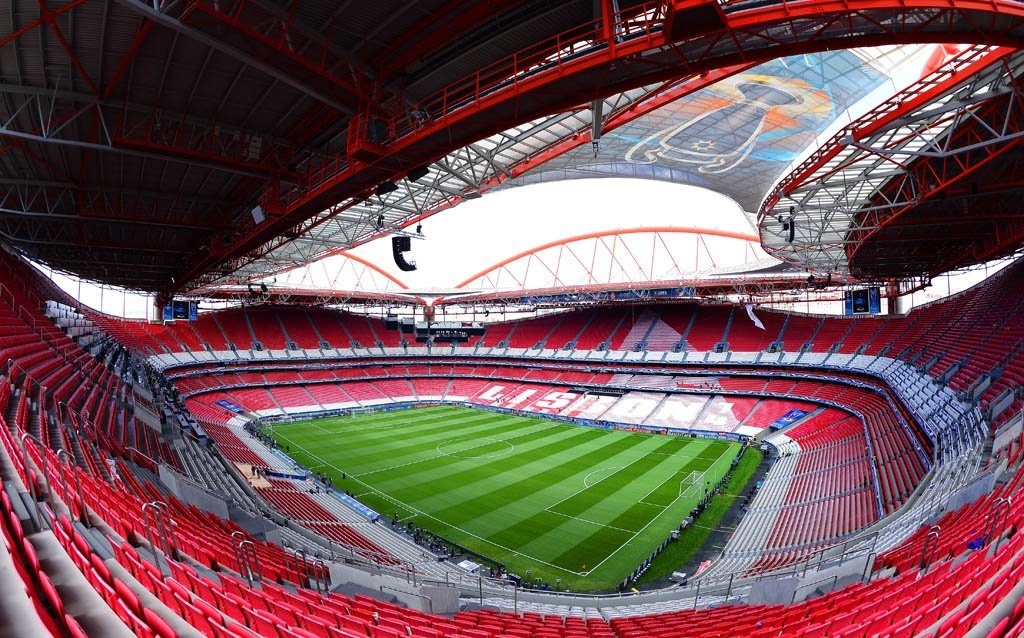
268, 405, 740, 591
421, 427, 648, 522
302, 412, 531, 474
549, 436, 699, 519
370, 421, 577, 494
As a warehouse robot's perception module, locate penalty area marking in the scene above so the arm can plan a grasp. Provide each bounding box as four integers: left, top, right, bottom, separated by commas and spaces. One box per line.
583, 441, 741, 577
275, 423, 737, 580
583, 466, 624, 488
279, 434, 585, 575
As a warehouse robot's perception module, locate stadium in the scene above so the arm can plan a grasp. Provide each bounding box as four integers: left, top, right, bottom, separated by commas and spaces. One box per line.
1, 1, 1024, 636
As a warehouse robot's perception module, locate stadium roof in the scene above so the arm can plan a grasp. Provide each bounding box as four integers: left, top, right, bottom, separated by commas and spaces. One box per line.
4, 1, 1024, 302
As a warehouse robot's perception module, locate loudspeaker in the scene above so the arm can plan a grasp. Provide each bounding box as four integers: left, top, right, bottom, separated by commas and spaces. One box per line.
392, 236, 416, 271
407, 165, 430, 182
251, 205, 265, 224
376, 181, 398, 197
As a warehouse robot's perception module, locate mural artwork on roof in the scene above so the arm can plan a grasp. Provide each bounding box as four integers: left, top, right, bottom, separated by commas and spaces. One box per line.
513, 50, 886, 213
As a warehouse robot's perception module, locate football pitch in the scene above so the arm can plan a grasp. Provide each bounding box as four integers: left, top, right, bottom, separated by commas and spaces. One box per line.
266, 405, 740, 591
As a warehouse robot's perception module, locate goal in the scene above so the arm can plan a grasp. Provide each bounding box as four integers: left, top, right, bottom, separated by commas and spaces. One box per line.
349, 406, 378, 418
679, 470, 706, 499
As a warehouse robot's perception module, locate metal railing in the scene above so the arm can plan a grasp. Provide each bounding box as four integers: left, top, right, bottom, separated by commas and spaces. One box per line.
232, 531, 263, 586
142, 501, 178, 573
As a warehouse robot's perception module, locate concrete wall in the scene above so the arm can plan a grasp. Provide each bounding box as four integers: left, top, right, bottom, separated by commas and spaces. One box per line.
157, 465, 230, 519
327, 563, 459, 614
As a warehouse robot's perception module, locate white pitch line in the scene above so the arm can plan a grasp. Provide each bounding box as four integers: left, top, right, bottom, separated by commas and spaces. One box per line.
276, 429, 589, 576
644, 450, 728, 460
544, 455, 648, 512
353, 455, 441, 478
582, 442, 740, 576
545, 510, 637, 534
435, 437, 515, 460
583, 466, 623, 489
355, 424, 551, 477
636, 469, 693, 508
278, 420, 741, 580
359, 409, 494, 430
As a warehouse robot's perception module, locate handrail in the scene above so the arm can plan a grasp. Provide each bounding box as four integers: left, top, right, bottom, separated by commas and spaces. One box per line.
147, 346, 986, 602
986, 497, 1011, 550
142, 501, 177, 574
60, 400, 114, 484
54, 447, 88, 527
312, 558, 330, 594
287, 2, 668, 205
861, 552, 876, 584
125, 446, 158, 472
235, 539, 263, 586
920, 526, 941, 570
19, 432, 44, 527
759, 45, 1004, 221
287, 547, 310, 589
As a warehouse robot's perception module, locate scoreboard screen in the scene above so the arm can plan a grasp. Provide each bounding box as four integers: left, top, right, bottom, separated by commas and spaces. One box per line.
172, 300, 189, 319
163, 300, 198, 321
845, 287, 881, 315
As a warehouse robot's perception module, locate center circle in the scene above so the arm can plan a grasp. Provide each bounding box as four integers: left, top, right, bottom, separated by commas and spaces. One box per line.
436, 437, 515, 459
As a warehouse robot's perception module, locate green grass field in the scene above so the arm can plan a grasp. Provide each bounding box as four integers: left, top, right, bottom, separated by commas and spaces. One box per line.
266, 405, 740, 591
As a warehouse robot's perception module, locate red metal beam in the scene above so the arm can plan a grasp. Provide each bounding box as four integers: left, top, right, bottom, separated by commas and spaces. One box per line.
259, 63, 758, 277
478, 63, 755, 189
110, 136, 299, 180
37, 0, 100, 97
181, 0, 375, 109
200, 288, 416, 305
0, 0, 89, 49
848, 91, 1024, 268
772, 47, 1014, 205
454, 226, 761, 288
371, 1, 531, 82
175, 1, 1024, 294
334, 252, 409, 290
437, 275, 853, 307
101, 21, 156, 101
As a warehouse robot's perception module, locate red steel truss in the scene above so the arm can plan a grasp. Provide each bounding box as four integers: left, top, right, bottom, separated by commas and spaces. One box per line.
6, 1, 1024, 295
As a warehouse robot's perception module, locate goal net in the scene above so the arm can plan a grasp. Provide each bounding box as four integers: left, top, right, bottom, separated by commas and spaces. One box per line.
349, 406, 377, 418
679, 470, 705, 499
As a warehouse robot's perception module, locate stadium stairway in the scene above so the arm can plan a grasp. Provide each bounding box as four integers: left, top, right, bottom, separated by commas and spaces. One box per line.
6, 248, 1024, 633
169, 355, 957, 573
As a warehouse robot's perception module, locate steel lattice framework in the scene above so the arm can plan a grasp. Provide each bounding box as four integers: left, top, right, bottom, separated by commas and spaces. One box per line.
200, 69, 753, 292
760, 45, 1024, 281
453, 227, 765, 290
435, 273, 845, 309
5, 0, 1024, 299
430, 226, 833, 309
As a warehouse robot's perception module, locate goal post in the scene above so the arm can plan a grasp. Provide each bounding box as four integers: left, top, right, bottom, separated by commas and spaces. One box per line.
679, 470, 705, 499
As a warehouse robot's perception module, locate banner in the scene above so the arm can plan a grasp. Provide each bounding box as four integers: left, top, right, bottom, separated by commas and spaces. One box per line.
745, 303, 766, 330
770, 408, 809, 429
214, 399, 244, 414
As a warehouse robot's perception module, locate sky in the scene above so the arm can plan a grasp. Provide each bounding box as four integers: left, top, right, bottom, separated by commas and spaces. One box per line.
29, 43, 1017, 319
35, 175, 1016, 320
301, 179, 764, 293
